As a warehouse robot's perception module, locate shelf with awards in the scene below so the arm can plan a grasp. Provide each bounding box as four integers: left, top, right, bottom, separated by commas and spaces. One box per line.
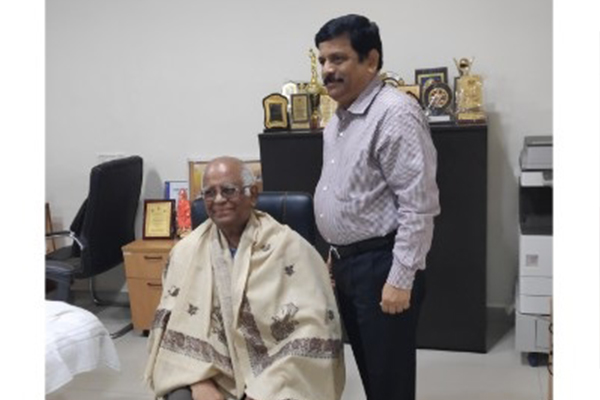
258, 123, 510, 353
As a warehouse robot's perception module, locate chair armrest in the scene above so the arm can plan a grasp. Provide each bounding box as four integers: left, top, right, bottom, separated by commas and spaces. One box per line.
45, 230, 85, 249
46, 259, 78, 278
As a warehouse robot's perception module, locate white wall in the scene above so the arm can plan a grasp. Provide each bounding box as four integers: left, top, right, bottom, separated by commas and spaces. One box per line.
46, 0, 552, 305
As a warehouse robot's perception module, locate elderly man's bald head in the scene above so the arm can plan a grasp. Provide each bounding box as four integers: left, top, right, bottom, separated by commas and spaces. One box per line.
202, 157, 255, 189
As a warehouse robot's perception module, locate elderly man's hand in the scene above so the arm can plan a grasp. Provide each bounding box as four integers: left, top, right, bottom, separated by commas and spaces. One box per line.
380, 283, 411, 314
190, 380, 224, 400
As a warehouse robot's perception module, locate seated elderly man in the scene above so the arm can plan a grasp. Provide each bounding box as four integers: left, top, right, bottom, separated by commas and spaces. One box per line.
145, 157, 345, 400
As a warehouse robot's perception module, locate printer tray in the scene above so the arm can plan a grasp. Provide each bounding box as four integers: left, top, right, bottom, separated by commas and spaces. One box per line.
520, 215, 552, 235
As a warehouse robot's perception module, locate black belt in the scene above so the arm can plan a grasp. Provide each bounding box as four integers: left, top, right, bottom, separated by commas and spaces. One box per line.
330, 231, 396, 260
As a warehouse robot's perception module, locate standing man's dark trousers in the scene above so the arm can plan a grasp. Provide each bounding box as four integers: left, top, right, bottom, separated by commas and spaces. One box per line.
332, 247, 426, 400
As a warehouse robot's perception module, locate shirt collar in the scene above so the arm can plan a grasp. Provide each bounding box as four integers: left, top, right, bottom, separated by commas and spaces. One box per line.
337, 76, 384, 118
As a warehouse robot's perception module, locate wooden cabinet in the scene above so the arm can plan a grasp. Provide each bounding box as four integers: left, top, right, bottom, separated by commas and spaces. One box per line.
122, 239, 176, 331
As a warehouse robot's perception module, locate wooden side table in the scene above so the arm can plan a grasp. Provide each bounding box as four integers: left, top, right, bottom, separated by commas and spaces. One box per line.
122, 239, 177, 331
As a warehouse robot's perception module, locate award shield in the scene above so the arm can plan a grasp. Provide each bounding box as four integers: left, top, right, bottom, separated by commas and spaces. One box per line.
262, 93, 289, 131
423, 81, 453, 123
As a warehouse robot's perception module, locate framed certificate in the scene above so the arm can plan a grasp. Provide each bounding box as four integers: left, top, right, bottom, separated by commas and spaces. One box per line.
143, 200, 175, 240
290, 93, 311, 130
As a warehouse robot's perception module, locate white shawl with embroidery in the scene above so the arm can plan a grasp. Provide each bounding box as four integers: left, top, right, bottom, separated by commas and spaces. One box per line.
144, 211, 345, 400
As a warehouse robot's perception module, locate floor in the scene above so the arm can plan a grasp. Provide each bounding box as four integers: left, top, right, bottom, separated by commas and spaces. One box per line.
47, 291, 550, 400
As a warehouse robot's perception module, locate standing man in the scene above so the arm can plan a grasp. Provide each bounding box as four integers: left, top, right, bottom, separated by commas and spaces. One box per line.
314, 14, 440, 400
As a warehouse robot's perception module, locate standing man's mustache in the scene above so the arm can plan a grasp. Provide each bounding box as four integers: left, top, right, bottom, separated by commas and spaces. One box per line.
324, 75, 343, 85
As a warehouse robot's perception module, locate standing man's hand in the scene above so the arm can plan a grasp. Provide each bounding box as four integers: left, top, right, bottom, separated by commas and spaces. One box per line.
190, 380, 224, 400
380, 283, 411, 314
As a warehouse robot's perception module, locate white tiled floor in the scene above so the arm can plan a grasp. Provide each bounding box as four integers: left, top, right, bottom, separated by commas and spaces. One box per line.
47, 295, 549, 400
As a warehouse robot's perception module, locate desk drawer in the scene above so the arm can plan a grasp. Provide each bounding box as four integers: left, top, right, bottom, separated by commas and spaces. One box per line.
123, 252, 168, 279
127, 277, 163, 330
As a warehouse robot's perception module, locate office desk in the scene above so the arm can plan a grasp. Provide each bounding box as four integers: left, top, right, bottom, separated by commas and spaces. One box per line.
122, 239, 176, 331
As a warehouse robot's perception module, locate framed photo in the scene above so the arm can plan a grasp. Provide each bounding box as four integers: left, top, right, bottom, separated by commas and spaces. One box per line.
415, 67, 448, 89
164, 180, 189, 207
143, 200, 175, 240
188, 159, 264, 201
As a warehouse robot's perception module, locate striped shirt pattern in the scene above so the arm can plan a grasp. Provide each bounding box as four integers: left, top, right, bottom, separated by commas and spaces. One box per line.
314, 77, 440, 289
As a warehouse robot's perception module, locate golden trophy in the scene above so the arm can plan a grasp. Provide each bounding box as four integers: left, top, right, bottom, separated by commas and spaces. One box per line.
453, 57, 486, 123
306, 48, 327, 130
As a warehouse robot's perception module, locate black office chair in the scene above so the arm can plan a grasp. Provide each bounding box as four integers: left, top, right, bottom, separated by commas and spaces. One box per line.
46, 156, 143, 312
191, 191, 316, 245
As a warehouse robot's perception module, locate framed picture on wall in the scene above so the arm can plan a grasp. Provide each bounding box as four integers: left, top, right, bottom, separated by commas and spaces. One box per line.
164, 180, 189, 207
188, 159, 263, 201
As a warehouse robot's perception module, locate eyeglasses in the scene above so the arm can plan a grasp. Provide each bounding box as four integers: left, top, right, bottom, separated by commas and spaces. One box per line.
200, 184, 250, 201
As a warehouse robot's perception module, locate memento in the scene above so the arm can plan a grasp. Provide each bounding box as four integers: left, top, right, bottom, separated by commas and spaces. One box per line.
423, 81, 453, 123
453, 57, 486, 123
262, 93, 289, 131
143, 200, 175, 240
290, 93, 311, 130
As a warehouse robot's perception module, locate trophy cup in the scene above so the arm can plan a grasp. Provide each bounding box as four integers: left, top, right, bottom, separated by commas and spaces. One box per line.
453, 57, 486, 123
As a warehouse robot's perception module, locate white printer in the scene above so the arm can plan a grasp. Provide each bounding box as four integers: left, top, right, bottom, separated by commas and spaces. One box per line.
515, 136, 552, 365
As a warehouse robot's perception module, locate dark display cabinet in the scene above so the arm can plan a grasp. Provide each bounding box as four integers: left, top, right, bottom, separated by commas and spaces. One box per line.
259, 124, 503, 352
